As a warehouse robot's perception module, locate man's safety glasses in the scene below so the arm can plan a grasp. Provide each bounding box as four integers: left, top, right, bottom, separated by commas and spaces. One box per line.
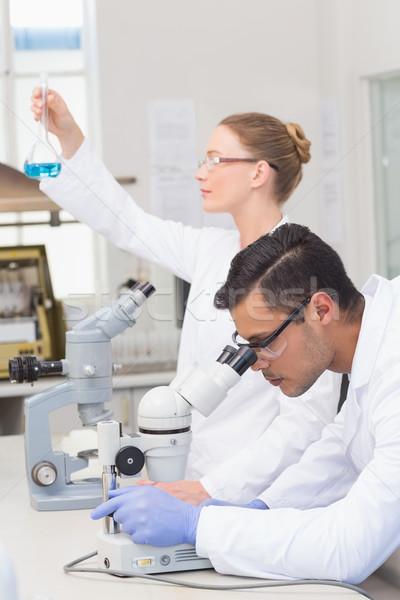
232, 297, 311, 360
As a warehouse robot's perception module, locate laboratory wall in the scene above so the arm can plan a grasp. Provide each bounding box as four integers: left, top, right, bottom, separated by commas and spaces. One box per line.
90, 0, 400, 295
315, 0, 400, 287
92, 0, 322, 297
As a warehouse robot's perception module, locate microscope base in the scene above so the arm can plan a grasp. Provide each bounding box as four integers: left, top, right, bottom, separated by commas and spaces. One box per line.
30, 481, 103, 511
97, 530, 212, 574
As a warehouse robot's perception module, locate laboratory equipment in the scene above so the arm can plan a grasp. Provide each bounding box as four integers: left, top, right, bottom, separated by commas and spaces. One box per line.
96, 343, 257, 575
0, 245, 64, 379
24, 72, 61, 180
9, 281, 155, 511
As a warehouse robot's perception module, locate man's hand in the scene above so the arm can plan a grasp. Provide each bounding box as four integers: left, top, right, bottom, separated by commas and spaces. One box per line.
137, 479, 210, 505
91, 485, 201, 547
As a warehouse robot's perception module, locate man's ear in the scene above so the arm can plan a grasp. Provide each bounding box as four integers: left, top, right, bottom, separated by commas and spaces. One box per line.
309, 292, 336, 324
251, 161, 272, 189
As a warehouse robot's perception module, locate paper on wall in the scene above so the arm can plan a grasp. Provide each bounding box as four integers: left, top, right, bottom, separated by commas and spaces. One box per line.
148, 99, 201, 226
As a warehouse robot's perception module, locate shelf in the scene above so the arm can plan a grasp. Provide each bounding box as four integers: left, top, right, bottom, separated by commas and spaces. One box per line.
0, 162, 60, 213
0, 163, 136, 214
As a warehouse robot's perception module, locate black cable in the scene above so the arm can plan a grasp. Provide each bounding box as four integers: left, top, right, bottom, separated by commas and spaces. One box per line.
63, 550, 376, 599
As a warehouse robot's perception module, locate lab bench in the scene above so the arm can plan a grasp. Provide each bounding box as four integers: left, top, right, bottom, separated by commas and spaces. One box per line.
0, 432, 366, 600
0, 366, 176, 435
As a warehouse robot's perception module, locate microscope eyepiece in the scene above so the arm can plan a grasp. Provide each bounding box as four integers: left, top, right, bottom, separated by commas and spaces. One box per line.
226, 346, 257, 375
216, 345, 237, 364
9, 355, 63, 384
137, 282, 155, 298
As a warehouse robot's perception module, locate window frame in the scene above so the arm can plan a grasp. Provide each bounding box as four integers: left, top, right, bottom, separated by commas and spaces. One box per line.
0, 0, 101, 298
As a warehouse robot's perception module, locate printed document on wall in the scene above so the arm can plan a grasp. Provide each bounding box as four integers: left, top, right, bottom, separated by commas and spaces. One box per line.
320, 97, 341, 171
148, 99, 201, 227
321, 171, 344, 245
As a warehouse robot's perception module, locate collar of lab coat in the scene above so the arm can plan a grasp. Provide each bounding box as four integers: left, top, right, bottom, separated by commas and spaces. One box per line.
274, 213, 289, 231
350, 274, 393, 389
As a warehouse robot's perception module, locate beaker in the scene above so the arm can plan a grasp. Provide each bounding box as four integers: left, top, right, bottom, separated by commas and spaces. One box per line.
24, 72, 61, 180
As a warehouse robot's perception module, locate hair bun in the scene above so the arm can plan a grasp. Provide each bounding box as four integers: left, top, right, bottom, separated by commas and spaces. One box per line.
285, 122, 311, 164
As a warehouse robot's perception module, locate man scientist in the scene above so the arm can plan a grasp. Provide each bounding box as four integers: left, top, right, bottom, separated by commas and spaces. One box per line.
92, 223, 400, 584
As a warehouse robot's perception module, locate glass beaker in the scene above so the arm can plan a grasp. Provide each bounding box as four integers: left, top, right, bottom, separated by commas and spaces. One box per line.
24, 72, 62, 180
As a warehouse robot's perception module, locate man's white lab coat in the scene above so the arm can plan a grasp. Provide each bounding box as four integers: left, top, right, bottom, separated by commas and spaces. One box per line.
196, 274, 400, 583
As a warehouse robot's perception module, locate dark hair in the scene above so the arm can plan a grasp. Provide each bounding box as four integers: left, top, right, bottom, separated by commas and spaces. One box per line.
214, 223, 363, 319
219, 113, 311, 204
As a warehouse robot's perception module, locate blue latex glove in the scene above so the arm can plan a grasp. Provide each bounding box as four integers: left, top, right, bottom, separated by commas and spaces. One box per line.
200, 498, 268, 509
91, 485, 201, 547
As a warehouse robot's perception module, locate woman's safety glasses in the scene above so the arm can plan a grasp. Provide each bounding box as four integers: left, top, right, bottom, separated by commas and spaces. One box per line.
198, 156, 280, 171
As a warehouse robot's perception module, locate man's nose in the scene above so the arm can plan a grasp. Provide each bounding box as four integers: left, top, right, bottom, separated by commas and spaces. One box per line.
251, 355, 272, 371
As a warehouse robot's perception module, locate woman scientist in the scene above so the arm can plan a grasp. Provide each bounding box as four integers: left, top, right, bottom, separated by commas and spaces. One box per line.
30, 90, 339, 503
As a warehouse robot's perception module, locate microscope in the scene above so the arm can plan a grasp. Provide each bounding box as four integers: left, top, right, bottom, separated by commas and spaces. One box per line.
9, 277, 257, 573
9, 281, 155, 510
95, 343, 257, 575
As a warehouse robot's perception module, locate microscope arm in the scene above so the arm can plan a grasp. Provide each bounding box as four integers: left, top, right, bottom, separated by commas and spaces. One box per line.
13, 281, 156, 511
24, 381, 89, 487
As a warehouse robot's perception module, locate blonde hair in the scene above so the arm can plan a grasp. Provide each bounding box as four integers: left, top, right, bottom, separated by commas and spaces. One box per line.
219, 113, 311, 204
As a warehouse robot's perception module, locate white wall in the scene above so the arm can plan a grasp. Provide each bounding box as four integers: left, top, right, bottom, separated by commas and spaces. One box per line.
91, 0, 400, 293
93, 0, 322, 296
315, 0, 400, 287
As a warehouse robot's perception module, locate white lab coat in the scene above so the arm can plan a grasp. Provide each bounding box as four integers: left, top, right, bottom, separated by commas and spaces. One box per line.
41, 139, 338, 482
200, 373, 341, 503
196, 274, 400, 583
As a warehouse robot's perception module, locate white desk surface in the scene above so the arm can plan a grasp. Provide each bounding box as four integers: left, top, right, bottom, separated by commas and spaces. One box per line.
0, 433, 365, 600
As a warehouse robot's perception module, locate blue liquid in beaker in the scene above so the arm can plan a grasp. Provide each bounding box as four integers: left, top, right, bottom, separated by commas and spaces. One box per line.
24, 162, 62, 179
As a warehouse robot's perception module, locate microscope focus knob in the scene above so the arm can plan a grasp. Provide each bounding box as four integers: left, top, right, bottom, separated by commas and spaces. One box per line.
115, 446, 145, 476
31, 461, 57, 486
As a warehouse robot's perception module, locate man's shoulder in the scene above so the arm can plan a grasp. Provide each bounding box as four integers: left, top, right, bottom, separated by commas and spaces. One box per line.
361, 273, 400, 298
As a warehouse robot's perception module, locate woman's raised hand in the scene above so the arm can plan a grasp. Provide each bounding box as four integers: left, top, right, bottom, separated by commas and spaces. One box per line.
30, 87, 84, 158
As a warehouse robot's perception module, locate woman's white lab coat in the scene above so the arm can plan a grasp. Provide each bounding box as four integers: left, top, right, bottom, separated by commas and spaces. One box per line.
196, 274, 400, 583
41, 139, 338, 486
